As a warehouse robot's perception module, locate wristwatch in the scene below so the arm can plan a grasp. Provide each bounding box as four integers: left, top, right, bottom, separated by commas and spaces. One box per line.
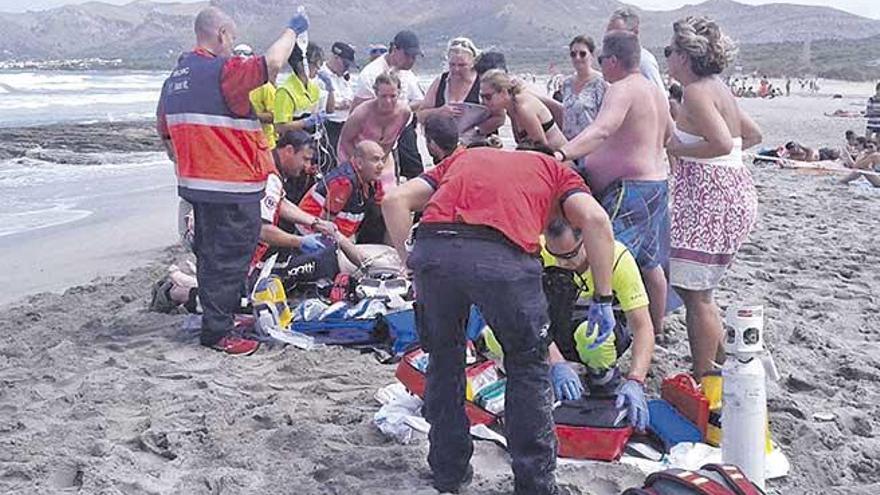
553, 150, 568, 162
592, 294, 614, 304
310, 217, 321, 229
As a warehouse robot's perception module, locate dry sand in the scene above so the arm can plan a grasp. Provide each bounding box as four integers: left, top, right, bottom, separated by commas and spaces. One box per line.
1, 93, 879, 494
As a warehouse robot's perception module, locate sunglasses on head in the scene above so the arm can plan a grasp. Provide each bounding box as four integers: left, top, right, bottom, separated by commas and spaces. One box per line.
569, 50, 589, 59
546, 241, 583, 260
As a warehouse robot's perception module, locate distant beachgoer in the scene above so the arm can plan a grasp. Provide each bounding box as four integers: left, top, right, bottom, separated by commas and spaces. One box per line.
156, 6, 308, 355
783, 141, 839, 162
338, 72, 411, 190
275, 42, 332, 135
840, 142, 880, 187
560, 34, 607, 170
664, 16, 763, 379
366, 44, 388, 62
785, 77, 791, 96
558, 30, 672, 343
474, 51, 507, 75
866, 82, 880, 142
606, 7, 664, 91
315, 42, 357, 169
353, 30, 425, 179
479, 69, 567, 150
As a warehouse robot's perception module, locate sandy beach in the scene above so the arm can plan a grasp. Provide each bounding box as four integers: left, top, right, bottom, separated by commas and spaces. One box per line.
1, 93, 879, 494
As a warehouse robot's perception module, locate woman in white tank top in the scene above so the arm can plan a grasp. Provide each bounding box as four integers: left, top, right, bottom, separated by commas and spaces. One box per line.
663, 16, 763, 379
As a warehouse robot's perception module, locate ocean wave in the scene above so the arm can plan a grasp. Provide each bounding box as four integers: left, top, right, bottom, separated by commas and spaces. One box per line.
0, 204, 93, 238
0, 152, 170, 189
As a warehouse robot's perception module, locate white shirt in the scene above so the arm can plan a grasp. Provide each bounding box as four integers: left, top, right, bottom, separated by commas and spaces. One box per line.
316, 63, 354, 123
640, 47, 664, 91
260, 172, 284, 224
353, 55, 424, 104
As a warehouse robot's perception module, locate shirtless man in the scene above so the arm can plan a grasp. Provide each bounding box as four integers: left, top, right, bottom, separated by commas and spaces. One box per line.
338, 71, 412, 189
840, 142, 880, 187
557, 30, 672, 340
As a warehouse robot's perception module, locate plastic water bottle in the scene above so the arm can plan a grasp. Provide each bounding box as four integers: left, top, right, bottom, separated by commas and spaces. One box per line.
295, 6, 309, 69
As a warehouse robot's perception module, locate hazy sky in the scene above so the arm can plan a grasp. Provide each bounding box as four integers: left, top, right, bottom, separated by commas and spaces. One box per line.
1, 0, 878, 19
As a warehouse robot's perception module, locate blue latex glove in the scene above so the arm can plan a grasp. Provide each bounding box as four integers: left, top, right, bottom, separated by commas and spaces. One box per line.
302, 112, 326, 129
287, 11, 309, 34
550, 362, 585, 402
299, 234, 326, 254
615, 379, 649, 431
585, 300, 615, 349
316, 71, 334, 93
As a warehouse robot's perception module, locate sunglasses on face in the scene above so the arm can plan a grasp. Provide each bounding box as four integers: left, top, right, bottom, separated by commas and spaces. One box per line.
546, 241, 583, 260
664, 45, 675, 58
597, 54, 613, 65
570, 50, 589, 59
479, 92, 495, 101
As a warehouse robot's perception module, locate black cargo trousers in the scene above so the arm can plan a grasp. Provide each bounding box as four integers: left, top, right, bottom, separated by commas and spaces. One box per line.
409, 224, 558, 495
191, 200, 261, 346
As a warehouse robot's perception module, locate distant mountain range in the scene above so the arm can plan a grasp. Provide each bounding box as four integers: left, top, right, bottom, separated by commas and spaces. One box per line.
2, 0, 880, 76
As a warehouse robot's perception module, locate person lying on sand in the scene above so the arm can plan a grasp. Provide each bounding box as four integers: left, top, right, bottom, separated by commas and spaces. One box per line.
783, 141, 840, 162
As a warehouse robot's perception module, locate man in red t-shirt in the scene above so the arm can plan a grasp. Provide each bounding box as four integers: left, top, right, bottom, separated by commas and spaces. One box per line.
382, 117, 616, 494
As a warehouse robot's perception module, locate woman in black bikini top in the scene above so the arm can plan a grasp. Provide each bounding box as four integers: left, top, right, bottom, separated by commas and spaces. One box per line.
479, 69, 568, 150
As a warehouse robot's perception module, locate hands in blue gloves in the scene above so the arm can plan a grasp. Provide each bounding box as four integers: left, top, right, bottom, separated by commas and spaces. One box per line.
615, 379, 649, 431
550, 362, 585, 402
302, 112, 327, 129
299, 233, 326, 254
585, 299, 615, 349
287, 11, 309, 34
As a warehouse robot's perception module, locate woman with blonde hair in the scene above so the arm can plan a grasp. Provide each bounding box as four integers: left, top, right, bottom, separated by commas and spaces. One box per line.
665, 16, 763, 379
479, 68, 567, 150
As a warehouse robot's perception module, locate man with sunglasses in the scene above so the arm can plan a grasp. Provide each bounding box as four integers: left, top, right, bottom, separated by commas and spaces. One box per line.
557, 31, 672, 347
383, 115, 616, 494
317, 42, 357, 169
541, 217, 653, 431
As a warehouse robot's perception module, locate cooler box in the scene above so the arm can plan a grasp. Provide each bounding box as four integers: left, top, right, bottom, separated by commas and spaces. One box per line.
553, 398, 633, 461
395, 347, 502, 426
661, 373, 710, 437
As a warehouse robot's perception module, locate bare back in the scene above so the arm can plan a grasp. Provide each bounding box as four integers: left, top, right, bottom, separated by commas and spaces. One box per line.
676, 77, 742, 139
587, 73, 668, 193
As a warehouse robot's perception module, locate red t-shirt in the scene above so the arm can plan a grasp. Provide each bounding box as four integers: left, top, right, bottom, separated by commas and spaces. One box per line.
419, 147, 590, 253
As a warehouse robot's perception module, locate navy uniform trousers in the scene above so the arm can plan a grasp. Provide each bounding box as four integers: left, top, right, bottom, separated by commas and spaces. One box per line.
191, 200, 261, 346
409, 224, 558, 495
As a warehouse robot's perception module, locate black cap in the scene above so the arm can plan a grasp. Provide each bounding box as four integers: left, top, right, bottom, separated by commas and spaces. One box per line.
331, 41, 356, 64
391, 30, 422, 57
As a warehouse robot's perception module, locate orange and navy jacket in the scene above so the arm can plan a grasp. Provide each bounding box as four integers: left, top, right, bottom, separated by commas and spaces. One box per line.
298, 163, 384, 238
157, 48, 273, 203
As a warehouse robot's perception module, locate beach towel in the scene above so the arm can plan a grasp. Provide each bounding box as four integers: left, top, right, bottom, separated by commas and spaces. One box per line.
669, 158, 757, 291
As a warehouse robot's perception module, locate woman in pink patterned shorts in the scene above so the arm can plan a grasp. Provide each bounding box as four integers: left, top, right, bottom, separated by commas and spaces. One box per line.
665, 16, 763, 378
